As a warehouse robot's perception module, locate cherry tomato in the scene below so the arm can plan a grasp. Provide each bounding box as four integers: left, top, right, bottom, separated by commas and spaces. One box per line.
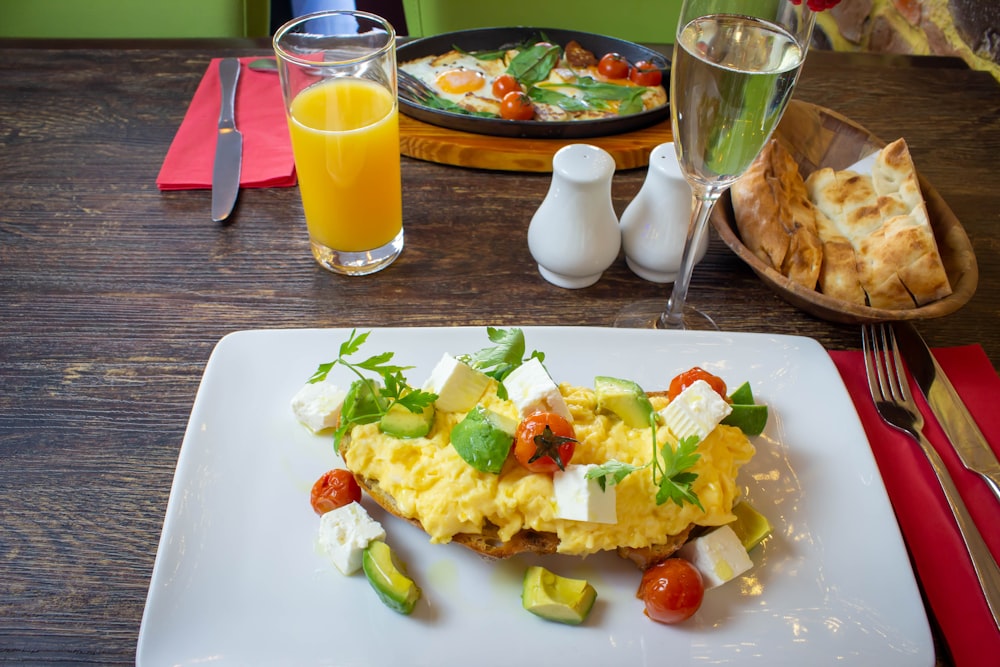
667, 367, 728, 402
491, 74, 522, 99
513, 412, 577, 473
637, 558, 705, 624
310, 468, 362, 516
500, 91, 535, 121
629, 60, 663, 86
598, 52, 630, 79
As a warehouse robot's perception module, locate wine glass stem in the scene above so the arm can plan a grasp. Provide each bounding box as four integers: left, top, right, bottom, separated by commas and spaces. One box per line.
660, 185, 724, 329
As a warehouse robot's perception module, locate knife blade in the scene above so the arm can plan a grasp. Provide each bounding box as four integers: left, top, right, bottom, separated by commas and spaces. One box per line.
211, 58, 243, 222
894, 321, 1000, 504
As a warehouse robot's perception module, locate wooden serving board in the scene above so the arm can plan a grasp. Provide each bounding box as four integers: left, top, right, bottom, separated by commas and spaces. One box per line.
399, 114, 673, 173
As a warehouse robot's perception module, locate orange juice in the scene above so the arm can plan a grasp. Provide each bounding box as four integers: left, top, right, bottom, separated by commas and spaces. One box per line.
288, 78, 401, 252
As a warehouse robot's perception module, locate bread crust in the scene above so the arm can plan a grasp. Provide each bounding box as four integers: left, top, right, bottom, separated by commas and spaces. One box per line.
731, 140, 823, 290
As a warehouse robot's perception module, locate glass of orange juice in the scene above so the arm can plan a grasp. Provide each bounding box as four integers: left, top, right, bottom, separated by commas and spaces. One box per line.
274, 11, 402, 275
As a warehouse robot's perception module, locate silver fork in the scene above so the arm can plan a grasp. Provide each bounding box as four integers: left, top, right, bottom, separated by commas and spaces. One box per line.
397, 69, 435, 105
863, 323, 1000, 631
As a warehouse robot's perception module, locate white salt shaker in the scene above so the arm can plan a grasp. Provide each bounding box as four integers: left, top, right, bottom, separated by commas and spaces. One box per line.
620, 142, 707, 283
528, 144, 621, 289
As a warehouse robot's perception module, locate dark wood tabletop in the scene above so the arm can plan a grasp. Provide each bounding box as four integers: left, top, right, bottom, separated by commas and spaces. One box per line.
1, 37, 998, 664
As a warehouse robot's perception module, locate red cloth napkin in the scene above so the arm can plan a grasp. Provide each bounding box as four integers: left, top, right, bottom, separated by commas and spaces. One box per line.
157, 57, 296, 190
830, 345, 1000, 666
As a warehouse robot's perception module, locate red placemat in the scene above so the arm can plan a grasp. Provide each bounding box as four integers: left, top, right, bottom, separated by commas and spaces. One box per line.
830, 345, 1000, 666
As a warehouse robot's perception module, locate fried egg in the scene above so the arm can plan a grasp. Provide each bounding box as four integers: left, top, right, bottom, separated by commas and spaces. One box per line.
400, 51, 508, 115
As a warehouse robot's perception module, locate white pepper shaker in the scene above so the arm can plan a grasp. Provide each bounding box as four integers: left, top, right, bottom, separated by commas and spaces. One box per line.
528, 144, 621, 289
620, 142, 707, 283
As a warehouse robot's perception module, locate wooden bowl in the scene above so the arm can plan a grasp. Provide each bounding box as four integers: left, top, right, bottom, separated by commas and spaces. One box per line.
710, 100, 978, 324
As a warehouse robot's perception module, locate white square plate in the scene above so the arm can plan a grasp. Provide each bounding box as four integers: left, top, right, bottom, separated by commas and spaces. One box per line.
137, 327, 933, 666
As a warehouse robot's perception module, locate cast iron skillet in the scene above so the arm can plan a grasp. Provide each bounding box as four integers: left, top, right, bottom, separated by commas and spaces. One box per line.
396, 27, 671, 139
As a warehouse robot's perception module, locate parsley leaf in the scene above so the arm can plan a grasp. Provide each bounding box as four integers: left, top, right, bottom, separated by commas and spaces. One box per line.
655, 436, 704, 510
586, 459, 642, 491
311, 329, 438, 453
586, 412, 704, 509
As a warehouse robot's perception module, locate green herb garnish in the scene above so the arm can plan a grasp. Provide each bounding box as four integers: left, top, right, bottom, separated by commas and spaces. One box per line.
506, 43, 562, 87
526, 86, 592, 112
417, 92, 499, 118
536, 78, 648, 116
587, 412, 704, 510
459, 327, 544, 399
310, 329, 438, 452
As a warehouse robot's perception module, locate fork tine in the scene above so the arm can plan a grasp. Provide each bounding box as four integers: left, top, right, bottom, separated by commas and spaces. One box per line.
862, 323, 889, 403
884, 325, 912, 404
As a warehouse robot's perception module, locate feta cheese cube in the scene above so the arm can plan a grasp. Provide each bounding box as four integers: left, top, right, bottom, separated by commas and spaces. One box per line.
677, 524, 753, 589
317, 501, 386, 575
422, 353, 491, 413
503, 357, 572, 421
553, 464, 616, 524
659, 379, 732, 441
291, 378, 347, 433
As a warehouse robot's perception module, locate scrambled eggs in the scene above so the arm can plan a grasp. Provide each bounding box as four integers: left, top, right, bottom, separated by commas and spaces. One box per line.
343, 381, 755, 556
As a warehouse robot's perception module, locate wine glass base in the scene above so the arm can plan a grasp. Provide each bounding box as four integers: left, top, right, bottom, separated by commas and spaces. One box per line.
614, 299, 719, 331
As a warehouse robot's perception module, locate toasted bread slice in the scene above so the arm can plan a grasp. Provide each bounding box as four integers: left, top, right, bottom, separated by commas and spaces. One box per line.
339, 397, 696, 567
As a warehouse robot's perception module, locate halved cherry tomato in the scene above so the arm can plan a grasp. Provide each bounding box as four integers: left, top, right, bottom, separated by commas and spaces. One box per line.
310, 468, 362, 515
491, 73, 522, 99
637, 558, 705, 624
513, 412, 577, 473
500, 91, 535, 121
629, 60, 663, 86
667, 367, 728, 402
598, 52, 630, 79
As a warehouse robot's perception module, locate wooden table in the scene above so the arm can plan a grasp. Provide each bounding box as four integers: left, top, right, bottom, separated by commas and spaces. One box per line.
1, 38, 997, 664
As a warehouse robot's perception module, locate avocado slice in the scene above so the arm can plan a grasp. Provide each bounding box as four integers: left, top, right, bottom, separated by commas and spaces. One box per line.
362, 540, 421, 615
728, 381, 755, 405
522, 565, 597, 625
721, 403, 768, 436
729, 500, 772, 551
340, 379, 383, 425
721, 381, 768, 436
449, 406, 517, 474
594, 376, 654, 429
379, 400, 435, 438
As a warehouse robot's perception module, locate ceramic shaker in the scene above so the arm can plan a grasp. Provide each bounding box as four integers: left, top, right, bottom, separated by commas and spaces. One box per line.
528, 144, 621, 289
620, 142, 707, 283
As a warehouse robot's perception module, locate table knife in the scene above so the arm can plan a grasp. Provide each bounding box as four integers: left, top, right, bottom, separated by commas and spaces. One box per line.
211, 58, 243, 222
894, 321, 1000, 504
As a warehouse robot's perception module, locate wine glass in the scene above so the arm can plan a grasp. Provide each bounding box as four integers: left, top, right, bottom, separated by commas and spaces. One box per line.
616, 0, 816, 329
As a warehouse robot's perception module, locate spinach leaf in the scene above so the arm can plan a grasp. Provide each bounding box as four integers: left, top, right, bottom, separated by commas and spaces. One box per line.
506, 43, 561, 87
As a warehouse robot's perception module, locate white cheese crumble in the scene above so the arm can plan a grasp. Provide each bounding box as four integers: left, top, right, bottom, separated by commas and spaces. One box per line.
422, 353, 491, 413
503, 357, 572, 421
553, 464, 617, 524
659, 379, 732, 440
678, 524, 753, 589
317, 501, 386, 575
291, 378, 347, 433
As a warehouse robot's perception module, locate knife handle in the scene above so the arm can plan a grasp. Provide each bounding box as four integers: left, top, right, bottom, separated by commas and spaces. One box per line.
916, 428, 1000, 632
218, 58, 240, 129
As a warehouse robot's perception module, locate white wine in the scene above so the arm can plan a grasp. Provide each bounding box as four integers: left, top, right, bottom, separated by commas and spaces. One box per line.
672, 14, 805, 187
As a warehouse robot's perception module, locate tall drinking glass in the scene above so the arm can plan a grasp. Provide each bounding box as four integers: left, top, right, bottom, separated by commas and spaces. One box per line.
274, 10, 403, 276
616, 0, 816, 328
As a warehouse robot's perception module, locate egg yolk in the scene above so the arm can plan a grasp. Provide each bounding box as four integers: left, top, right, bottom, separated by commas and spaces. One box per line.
436, 68, 486, 95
